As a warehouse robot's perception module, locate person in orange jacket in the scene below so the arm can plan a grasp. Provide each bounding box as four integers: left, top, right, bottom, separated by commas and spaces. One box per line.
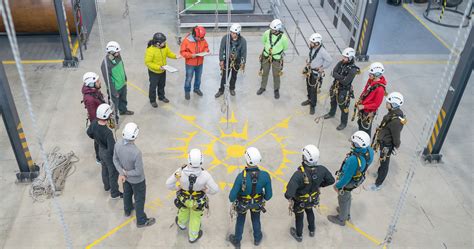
180, 26, 210, 100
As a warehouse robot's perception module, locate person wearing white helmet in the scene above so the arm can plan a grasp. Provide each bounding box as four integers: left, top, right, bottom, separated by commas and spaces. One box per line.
81, 72, 106, 164
301, 33, 333, 115
228, 147, 273, 248
323, 47, 360, 130
353, 62, 387, 136
285, 145, 335, 242
367, 92, 406, 191
257, 19, 289, 99
87, 103, 123, 199
113, 122, 156, 227
166, 149, 219, 243
101, 41, 134, 123
327, 131, 374, 226
215, 23, 247, 98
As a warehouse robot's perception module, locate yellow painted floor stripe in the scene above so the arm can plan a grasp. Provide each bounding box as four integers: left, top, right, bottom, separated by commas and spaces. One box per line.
2, 60, 63, 65
402, 4, 456, 54
346, 221, 383, 245
85, 217, 136, 249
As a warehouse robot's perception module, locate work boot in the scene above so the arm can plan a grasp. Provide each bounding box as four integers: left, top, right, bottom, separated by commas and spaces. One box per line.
256, 88, 265, 95
124, 204, 135, 217
230, 89, 236, 96
274, 90, 280, 99
327, 215, 346, 226
151, 102, 158, 108
95, 159, 102, 166
111, 192, 123, 200
254, 234, 262, 246
310, 106, 315, 115
185, 92, 190, 100
367, 183, 382, 192
309, 230, 315, 237
194, 89, 203, 96
189, 230, 203, 243
215, 91, 224, 98
175, 216, 186, 230
323, 113, 334, 119
336, 123, 347, 130
301, 100, 311, 106
137, 217, 156, 228
159, 97, 170, 103
290, 227, 302, 242
228, 234, 241, 249
120, 110, 134, 115
336, 207, 350, 220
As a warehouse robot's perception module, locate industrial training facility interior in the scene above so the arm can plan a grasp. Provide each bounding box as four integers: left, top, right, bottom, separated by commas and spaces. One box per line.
0, 0, 473, 248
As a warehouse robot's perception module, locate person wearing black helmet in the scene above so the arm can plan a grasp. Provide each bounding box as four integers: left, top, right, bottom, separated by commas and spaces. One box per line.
145, 32, 181, 108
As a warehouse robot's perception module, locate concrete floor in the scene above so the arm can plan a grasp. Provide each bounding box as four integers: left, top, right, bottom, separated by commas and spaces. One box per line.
0, 0, 472, 248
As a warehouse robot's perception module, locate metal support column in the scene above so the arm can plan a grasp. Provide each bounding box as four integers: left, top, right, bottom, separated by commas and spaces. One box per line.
423, 28, 473, 163
355, 0, 379, 61
53, 0, 79, 67
0, 63, 39, 181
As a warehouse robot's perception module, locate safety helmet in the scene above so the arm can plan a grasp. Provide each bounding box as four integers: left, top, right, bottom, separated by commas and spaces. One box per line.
386, 92, 404, 108
122, 122, 139, 141
83, 72, 99, 88
302, 144, 320, 166
153, 32, 167, 44
106, 41, 121, 53
188, 149, 203, 168
342, 47, 356, 60
96, 103, 113, 120
269, 19, 283, 31
309, 33, 322, 44
245, 147, 262, 166
351, 131, 371, 148
369, 62, 385, 77
193, 26, 206, 39
230, 23, 242, 34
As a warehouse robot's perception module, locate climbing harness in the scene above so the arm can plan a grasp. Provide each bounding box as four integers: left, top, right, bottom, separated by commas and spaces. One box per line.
335, 150, 371, 191
259, 31, 285, 76
371, 114, 408, 152
292, 166, 320, 213
234, 169, 266, 214
174, 165, 209, 211
351, 82, 386, 129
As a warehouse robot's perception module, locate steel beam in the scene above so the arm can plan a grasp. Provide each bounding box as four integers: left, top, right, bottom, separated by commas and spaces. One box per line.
53, 0, 79, 67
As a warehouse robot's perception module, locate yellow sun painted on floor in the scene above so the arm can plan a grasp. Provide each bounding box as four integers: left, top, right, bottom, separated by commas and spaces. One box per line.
166, 111, 299, 189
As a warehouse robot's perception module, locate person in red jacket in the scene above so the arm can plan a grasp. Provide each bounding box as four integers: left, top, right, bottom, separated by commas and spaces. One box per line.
180, 26, 210, 100
355, 62, 386, 136
82, 72, 106, 164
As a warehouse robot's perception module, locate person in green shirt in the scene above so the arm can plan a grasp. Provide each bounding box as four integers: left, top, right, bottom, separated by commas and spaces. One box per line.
257, 19, 289, 99
101, 41, 134, 124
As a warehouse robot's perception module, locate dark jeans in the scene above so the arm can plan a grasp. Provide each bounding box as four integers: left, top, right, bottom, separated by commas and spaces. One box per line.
329, 86, 350, 125
111, 86, 128, 118
294, 208, 315, 237
306, 74, 322, 107
99, 151, 120, 197
234, 211, 262, 243
375, 145, 394, 186
219, 63, 239, 92
357, 111, 373, 136
124, 180, 148, 225
148, 70, 166, 103
94, 141, 100, 161
184, 64, 203, 92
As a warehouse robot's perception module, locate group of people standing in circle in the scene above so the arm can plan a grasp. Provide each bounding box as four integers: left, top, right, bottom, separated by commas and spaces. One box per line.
80, 19, 407, 247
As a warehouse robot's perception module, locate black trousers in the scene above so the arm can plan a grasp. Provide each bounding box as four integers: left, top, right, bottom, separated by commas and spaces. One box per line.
99, 151, 120, 198
375, 145, 394, 186
219, 63, 239, 92
306, 74, 322, 107
148, 70, 166, 103
94, 141, 100, 161
124, 180, 148, 225
111, 86, 128, 115
357, 111, 374, 136
294, 208, 315, 237
329, 86, 350, 125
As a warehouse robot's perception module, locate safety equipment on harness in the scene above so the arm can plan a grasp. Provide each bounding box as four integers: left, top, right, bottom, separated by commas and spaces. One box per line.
192, 26, 206, 39
292, 166, 320, 213
83, 72, 99, 88
341, 47, 355, 60
106, 41, 121, 53
245, 147, 261, 166
269, 19, 283, 31
351, 131, 371, 148
122, 122, 139, 140
259, 29, 285, 76
230, 23, 242, 34
302, 144, 320, 166
369, 62, 384, 77
174, 168, 209, 211
336, 149, 371, 191
96, 103, 113, 120
386, 92, 404, 108
371, 114, 407, 152
235, 169, 266, 213
351, 82, 386, 122
309, 33, 322, 44
188, 149, 203, 168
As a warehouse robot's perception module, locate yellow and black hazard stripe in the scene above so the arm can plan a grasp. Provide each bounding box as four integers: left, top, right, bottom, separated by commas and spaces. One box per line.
17, 122, 34, 169
357, 19, 369, 55
427, 108, 447, 154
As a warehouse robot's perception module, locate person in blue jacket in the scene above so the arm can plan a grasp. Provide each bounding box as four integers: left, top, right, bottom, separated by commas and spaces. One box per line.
228, 147, 272, 248
327, 131, 374, 226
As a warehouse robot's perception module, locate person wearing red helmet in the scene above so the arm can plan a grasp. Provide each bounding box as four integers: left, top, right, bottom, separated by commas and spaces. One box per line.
180, 26, 210, 100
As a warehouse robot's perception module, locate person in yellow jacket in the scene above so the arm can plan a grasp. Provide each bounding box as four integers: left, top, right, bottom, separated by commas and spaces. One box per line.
144, 32, 181, 108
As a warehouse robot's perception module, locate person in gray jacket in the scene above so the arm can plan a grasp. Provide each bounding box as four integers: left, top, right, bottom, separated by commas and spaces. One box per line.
301, 33, 332, 115
113, 122, 155, 228
215, 23, 247, 98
